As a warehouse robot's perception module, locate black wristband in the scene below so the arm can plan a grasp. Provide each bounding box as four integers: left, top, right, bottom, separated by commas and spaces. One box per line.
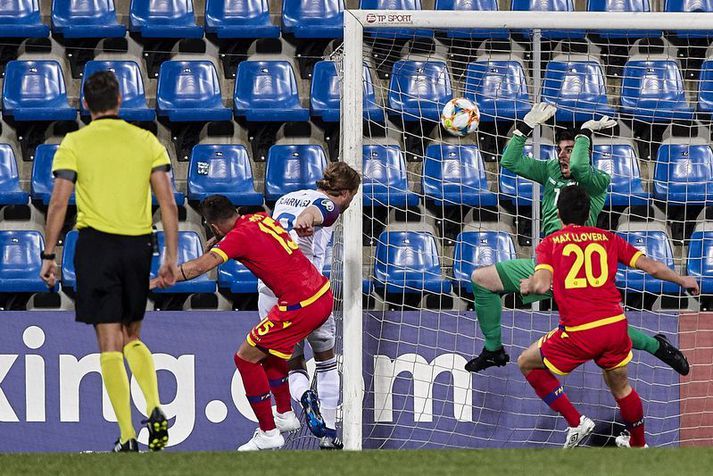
577, 127, 593, 143
514, 121, 533, 137
41, 251, 56, 260
180, 265, 188, 281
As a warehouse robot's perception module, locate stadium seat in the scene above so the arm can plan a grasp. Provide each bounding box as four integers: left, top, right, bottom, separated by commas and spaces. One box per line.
156, 61, 232, 122
218, 260, 258, 294
373, 231, 452, 294
586, 0, 661, 38
664, 0, 713, 38
422, 144, 497, 208
686, 229, 713, 294
463, 60, 530, 123
81, 61, 155, 122
615, 230, 679, 294
0, 0, 49, 38
435, 0, 509, 39
60, 230, 78, 291
388, 60, 453, 123
511, 0, 586, 39
697, 59, 713, 118
0, 230, 54, 293
310, 61, 384, 123
2, 60, 76, 122
0, 144, 29, 206
151, 169, 185, 207
452, 231, 517, 293
188, 144, 263, 206
592, 143, 649, 206
620, 59, 694, 122
52, 0, 126, 38
654, 144, 713, 204
499, 144, 557, 207
363, 145, 419, 208
282, 0, 344, 39
360, 0, 433, 39
264, 144, 328, 202
541, 60, 616, 122
205, 0, 280, 39
151, 231, 216, 294
233, 60, 310, 122
31, 144, 75, 206
129, 0, 203, 38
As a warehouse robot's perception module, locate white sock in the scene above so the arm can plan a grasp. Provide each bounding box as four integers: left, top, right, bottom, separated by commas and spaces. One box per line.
288, 369, 310, 403
316, 357, 339, 430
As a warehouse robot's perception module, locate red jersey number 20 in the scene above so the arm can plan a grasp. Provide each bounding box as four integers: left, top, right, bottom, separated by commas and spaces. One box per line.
562, 243, 609, 289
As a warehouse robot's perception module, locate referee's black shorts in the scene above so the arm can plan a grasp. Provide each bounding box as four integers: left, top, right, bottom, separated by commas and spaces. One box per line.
74, 228, 153, 325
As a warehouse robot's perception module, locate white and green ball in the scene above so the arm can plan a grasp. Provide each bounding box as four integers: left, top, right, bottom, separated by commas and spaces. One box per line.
440, 98, 480, 137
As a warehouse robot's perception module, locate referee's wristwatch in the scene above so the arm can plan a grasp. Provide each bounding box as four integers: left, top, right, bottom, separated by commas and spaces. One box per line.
40, 250, 56, 261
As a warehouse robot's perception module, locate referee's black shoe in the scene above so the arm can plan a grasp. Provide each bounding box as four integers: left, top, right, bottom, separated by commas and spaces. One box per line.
143, 407, 169, 451
113, 438, 139, 453
653, 334, 690, 376
465, 347, 510, 373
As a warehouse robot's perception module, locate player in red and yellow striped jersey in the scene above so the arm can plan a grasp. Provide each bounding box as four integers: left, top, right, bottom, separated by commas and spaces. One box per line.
519, 185, 699, 448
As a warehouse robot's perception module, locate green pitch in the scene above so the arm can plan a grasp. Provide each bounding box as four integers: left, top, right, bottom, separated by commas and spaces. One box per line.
2, 448, 713, 476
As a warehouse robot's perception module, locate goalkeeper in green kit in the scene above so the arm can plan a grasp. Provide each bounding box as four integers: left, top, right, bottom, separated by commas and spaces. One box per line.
465, 103, 690, 375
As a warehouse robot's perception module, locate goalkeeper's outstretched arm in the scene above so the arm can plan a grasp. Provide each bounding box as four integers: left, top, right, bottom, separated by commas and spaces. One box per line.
500, 103, 556, 184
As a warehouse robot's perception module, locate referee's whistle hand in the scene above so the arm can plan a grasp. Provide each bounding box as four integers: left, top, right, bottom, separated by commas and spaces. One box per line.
40, 260, 58, 288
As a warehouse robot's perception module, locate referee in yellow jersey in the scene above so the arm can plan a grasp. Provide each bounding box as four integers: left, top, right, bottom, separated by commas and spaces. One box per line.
39, 71, 179, 453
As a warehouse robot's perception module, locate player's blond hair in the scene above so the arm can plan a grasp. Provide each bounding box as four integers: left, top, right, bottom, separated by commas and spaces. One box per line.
317, 162, 361, 195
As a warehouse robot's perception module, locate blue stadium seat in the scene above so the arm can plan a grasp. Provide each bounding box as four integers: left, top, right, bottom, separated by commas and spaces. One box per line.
687, 230, 713, 294
2, 60, 76, 122
156, 61, 232, 122
0, 144, 29, 205
282, 0, 344, 39
31, 144, 75, 206
151, 231, 216, 294
130, 0, 203, 38
620, 59, 694, 122
388, 60, 453, 123
0, 230, 54, 293
697, 59, 713, 118
60, 230, 78, 291
310, 61, 384, 123
361, 1, 433, 39
81, 61, 155, 122
422, 144, 497, 208
654, 144, 713, 204
52, 0, 126, 38
463, 60, 530, 123
188, 144, 263, 206
511, 0, 585, 39
151, 169, 185, 207
452, 231, 517, 293
435, 0, 509, 39
586, 0, 660, 38
542, 60, 616, 122
218, 260, 258, 294
264, 144, 328, 202
373, 231, 452, 294
592, 144, 649, 206
665, 0, 713, 38
499, 144, 557, 207
205, 0, 280, 39
616, 230, 679, 294
0, 0, 49, 38
363, 145, 419, 208
234, 60, 310, 122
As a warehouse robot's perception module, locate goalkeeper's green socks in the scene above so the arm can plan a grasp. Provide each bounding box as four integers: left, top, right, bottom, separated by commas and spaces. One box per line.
124, 340, 161, 415
473, 282, 503, 351
100, 352, 136, 444
628, 327, 660, 355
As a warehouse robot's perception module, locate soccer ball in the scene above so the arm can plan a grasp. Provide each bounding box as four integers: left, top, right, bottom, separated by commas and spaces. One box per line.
440, 98, 480, 137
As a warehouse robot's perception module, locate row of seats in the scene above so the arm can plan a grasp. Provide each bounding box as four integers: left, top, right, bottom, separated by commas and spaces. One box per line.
2, 140, 710, 210
2, 226, 711, 297
3, 1, 712, 42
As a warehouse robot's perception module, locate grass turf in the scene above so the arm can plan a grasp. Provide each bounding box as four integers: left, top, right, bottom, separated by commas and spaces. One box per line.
2, 448, 713, 476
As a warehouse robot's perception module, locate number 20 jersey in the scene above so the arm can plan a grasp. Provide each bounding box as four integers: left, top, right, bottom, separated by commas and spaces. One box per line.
535, 225, 643, 327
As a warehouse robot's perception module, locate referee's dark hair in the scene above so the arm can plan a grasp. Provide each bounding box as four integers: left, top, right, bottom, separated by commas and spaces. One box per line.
558, 185, 590, 226
83, 71, 120, 114
201, 195, 238, 224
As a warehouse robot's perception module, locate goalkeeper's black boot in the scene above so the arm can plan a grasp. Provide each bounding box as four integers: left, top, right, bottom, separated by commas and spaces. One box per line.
113, 438, 139, 453
465, 347, 509, 373
320, 429, 343, 450
142, 407, 169, 451
653, 334, 690, 376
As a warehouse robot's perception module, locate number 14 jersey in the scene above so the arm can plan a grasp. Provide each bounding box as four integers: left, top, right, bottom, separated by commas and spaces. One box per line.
535, 225, 643, 327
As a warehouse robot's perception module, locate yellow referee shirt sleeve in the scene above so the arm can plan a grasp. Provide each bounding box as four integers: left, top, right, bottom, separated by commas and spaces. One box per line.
149, 134, 171, 169
52, 137, 78, 174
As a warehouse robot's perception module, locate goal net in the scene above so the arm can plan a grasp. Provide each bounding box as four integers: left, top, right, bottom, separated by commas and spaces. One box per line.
339, 10, 713, 450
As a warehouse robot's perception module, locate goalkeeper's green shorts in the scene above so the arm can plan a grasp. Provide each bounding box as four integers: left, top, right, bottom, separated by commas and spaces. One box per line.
495, 258, 551, 304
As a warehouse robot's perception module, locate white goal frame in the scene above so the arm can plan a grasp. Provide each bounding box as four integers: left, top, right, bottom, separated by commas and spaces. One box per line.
339, 10, 711, 451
